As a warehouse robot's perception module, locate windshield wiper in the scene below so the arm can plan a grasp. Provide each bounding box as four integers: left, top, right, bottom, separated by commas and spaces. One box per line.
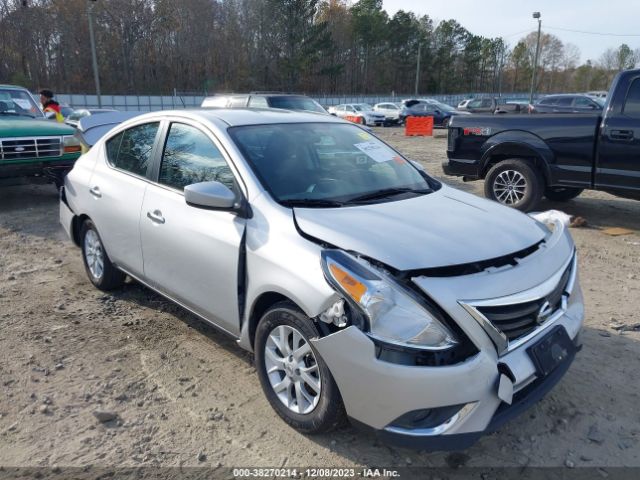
280, 199, 346, 208
345, 187, 432, 204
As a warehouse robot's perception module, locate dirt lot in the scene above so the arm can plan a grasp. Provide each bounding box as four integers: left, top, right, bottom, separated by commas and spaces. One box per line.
1, 129, 639, 473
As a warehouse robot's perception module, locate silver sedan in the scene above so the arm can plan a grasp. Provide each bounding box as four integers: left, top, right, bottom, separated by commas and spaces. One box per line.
60, 109, 584, 449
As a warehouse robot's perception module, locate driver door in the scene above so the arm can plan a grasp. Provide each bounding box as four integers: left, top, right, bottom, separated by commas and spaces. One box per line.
140, 120, 246, 335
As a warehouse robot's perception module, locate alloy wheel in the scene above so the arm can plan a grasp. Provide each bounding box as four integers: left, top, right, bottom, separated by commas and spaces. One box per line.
264, 324, 321, 414
84, 229, 104, 279
493, 169, 527, 205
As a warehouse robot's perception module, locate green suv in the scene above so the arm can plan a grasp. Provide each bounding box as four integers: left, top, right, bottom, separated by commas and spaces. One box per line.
0, 84, 81, 188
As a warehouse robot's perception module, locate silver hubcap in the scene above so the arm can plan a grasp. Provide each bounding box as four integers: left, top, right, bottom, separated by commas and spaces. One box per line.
84, 229, 104, 279
493, 170, 527, 205
264, 325, 321, 414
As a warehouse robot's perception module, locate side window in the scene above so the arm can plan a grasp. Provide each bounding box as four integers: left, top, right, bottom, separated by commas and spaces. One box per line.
538, 98, 554, 105
555, 97, 573, 106
481, 99, 493, 108
249, 96, 269, 108
574, 97, 593, 108
623, 78, 640, 117
158, 123, 236, 192
468, 99, 482, 108
105, 122, 159, 176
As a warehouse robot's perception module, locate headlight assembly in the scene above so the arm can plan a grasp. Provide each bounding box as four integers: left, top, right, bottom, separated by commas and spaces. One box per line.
321, 250, 458, 350
62, 135, 82, 154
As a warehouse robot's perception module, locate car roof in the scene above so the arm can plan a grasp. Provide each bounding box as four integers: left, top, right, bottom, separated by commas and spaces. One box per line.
0, 84, 31, 91
132, 108, 345, 127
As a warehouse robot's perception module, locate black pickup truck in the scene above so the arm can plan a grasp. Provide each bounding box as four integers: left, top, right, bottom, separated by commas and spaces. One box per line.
444, 69, 640, 211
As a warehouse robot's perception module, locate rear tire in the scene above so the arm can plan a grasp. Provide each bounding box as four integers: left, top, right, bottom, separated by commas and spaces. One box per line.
254, 301, 346, 434
544, 187, 583, 202
80, 219, 125, 290
484, 159, 544, 212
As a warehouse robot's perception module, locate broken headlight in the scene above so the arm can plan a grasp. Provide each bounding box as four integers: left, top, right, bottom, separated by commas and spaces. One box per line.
321, 250, 457, 350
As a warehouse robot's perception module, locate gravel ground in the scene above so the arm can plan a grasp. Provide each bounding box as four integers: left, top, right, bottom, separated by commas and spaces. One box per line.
0, 128, 639, 473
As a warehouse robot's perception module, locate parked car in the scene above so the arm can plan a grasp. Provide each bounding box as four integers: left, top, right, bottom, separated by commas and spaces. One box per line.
457, 98, 474, 110
74, 111, 143, 152
462, 97, 497, 113
400, 100, 469, 127
0, 84, 81, 188
373, 102, 401, 123
530, 94, 604, 114
586, 90, 607, 98
201, 93, 327, 114
60, 108, 583, 449
444, 68, 640, 211
328, 103, 385, 126
65, 108, 117, 128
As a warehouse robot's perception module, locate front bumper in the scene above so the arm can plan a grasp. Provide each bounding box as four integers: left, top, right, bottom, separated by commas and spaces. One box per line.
310, 226, 584, 450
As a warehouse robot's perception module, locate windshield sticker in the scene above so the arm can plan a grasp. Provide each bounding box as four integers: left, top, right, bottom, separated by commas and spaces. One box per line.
357, 131, 371, 140
353, 141, 397, 163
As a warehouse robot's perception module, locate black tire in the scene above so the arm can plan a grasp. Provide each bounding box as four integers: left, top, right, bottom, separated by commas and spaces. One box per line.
254, 301, 346, 434
544, 186, 583, 202
80, 219, 125, 290
484, 159, 545, 212
360, 117, 367, 126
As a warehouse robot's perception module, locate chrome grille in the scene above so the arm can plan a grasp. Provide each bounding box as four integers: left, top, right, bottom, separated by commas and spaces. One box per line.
460, 253, 577, 355
0, 137, 62, 160
476, 265, 571, 342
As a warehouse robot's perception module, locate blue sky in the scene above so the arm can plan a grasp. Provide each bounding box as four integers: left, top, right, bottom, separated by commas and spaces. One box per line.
383, 0, 640, 62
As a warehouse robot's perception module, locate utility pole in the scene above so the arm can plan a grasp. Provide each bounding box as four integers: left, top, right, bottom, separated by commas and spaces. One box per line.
87, 0, 102, 107
529, 12, 542, 105
414, 42, 421, 97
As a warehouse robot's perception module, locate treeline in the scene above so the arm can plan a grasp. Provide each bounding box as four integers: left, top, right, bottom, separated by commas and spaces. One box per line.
0, 0, 638, 96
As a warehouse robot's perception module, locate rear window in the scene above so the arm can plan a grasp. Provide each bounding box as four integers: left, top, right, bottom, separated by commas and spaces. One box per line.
268, 96, 325, 113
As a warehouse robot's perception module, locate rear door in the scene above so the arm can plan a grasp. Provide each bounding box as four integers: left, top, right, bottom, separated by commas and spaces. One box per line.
87, 121, 161, 276
596, 75, 640, 194
140, 120, 246, 335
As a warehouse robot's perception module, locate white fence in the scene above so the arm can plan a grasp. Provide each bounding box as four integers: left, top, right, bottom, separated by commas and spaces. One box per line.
55, 92, 535, 111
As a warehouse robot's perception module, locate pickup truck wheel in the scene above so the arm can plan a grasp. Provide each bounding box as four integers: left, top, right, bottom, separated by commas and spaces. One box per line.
255, 301, 346, 434
544, 187, 584, 202
80, 220, 125, 290
485, 160, 544, 212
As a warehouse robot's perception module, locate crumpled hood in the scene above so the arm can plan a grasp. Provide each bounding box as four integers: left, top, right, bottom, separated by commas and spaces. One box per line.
294, 185, 547, 271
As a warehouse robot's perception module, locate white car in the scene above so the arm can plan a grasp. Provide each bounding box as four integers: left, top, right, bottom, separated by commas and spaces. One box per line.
373, 102, 401, 123
329, 103, 385, 126
60, 108, 584, 449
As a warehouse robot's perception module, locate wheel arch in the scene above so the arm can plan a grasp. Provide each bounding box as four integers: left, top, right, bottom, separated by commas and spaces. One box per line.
71, 213, 91, 247
245, 291, 303, 351
480, 136, 554, 184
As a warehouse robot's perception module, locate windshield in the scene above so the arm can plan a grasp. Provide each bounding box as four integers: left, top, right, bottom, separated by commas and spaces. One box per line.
353, 104, 373, 112
268, 96, 326, 114
0, 88, 42, 118
229, 123, 434, 206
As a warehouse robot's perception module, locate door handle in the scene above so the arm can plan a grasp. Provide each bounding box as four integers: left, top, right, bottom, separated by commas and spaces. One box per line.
89, 186, 101, 198
146, 209, 165, 224
610, 129, 634, 141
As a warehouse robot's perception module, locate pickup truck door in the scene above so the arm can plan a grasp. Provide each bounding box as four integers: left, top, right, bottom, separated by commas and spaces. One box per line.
140, 121, 246, 336
596, 75, 640, 194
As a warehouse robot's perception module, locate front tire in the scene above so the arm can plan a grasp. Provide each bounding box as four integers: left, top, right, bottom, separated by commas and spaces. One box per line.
254, 301, 346, 434
80, 219, 125, 290
544, 186, 583, 202
484, 159, 544, 212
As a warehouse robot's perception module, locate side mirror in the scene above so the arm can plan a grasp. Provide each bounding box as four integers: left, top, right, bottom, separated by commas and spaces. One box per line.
44, 111, 56, 120
435, 110, 441, 115
184, 181, 237, 210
